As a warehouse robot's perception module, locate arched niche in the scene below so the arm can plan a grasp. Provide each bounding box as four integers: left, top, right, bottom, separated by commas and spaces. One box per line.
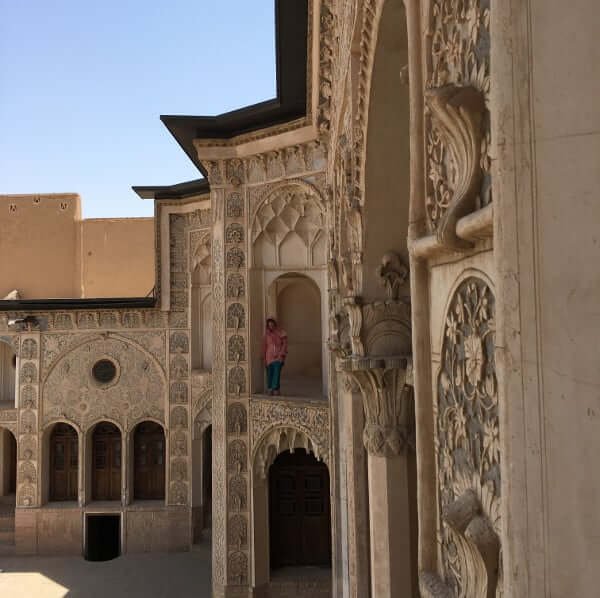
260, 273, 323, 398
0, 426, 17, 498
252, 427, 331, 589
249, 183, 329, 398
0, 340, 16, 407
248, 217, 328, 404
361, 0, 410, 302
191, 233, 212, 371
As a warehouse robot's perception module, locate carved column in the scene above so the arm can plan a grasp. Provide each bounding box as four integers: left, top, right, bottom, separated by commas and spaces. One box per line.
341, 356, 415, 598
341, 376, 371, 598
208, 159, 251, 597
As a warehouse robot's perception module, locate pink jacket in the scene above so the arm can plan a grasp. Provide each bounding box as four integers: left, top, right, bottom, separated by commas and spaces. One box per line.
262, 323, 288, 366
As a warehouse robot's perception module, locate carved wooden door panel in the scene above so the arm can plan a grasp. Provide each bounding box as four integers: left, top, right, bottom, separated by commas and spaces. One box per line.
92, 424, 121, 501
134, 422, 165, 500
269, 449, 331, 568
50, 424, 78, 501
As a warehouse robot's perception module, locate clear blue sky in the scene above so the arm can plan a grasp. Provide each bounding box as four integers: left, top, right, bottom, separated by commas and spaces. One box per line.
0, 1, 276, 218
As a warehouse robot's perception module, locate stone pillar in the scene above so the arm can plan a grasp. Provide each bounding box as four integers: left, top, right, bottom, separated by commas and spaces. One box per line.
208, 159, 251, 597
342, 378, 371, 598
341, 357, 415, 598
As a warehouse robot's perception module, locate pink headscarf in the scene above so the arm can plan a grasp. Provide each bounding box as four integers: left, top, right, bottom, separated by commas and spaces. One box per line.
263, 317, 288, 366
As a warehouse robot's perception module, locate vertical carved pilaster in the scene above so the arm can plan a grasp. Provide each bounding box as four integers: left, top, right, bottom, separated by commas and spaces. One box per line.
223, 160, 250, 590
210, 165, 228, 590
17, 333, 40, 508
167, 213, 191, 507
209, 159, 251, 595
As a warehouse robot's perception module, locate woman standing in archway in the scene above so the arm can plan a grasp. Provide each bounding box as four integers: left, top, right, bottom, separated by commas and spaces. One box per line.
262, 318, 287, 396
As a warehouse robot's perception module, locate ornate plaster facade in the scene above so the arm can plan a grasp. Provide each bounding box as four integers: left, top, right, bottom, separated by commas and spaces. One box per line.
1, 0, 599, 596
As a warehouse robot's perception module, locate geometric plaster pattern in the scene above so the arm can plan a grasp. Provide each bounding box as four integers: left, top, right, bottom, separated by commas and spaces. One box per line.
42, 334, 165, 430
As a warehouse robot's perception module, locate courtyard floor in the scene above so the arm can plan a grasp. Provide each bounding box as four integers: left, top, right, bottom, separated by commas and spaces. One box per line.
0, 544, 211, 598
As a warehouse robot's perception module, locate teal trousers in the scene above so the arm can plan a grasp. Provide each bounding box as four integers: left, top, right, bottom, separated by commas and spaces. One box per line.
266, 361, 283, 390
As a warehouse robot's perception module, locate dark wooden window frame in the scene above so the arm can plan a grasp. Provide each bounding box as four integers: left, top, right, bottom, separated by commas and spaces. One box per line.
92, 423, 122, 502
49, 423, 78, 502
133, 421, 166, 501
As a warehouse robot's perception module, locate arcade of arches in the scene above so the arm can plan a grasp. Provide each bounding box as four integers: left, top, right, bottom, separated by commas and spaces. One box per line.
1, 1, 599, 597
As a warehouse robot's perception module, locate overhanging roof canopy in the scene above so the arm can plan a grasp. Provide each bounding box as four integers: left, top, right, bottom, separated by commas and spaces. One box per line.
138, 0, 308, 196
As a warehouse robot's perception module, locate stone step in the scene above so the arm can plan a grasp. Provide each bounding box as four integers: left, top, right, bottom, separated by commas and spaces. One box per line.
267, 580, 331, 598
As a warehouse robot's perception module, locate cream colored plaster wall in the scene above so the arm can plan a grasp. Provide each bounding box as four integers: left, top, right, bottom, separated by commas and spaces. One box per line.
80, 218, 154, 298
0, 194, 81, 299
530, 2, 600, 594
0, 194, 154, 299
493, 1, 600, 595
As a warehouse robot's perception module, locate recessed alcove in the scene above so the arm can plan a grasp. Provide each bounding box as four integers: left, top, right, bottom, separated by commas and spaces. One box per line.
250, 183, 328, 401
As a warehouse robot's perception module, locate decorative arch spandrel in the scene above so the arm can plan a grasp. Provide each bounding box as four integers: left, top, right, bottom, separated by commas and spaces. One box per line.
41, 334, 166, 430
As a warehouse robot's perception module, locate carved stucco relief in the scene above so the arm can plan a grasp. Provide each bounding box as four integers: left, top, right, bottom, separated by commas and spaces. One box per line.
421, 277, 501, 598
17, 332, 40, 508
425, 0, 492, 239
211, 234, 227, 586
250, 399, 330, 472
221, 169, 251, 588
42, 334, 166, 430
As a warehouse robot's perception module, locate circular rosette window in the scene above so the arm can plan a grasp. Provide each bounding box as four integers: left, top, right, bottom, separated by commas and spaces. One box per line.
91, 357, 120, 389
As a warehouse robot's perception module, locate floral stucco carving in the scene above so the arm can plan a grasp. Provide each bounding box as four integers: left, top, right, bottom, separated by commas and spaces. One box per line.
426, 0, 492, 237
421, 277, 501, 597
42, 334, 165, 429
425, 85, 485, 247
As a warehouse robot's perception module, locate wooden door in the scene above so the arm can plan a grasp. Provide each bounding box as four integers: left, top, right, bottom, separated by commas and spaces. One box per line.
92, 423, 121, 501
50, 424, 78, 501
134, 422, 165, 500
269, 449, 331, 568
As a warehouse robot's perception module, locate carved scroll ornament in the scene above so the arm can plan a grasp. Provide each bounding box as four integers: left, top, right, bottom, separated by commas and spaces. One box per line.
425, 85, 485, 249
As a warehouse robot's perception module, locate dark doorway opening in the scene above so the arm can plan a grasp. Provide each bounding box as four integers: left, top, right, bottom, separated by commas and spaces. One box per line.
86, 514, 120, 561
202, 425, 212, 529
7, 431, 16, 494
269, 449, 331, 569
